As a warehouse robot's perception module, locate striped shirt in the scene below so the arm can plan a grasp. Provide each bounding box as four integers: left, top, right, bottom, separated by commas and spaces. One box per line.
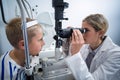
0, 51, 26, 80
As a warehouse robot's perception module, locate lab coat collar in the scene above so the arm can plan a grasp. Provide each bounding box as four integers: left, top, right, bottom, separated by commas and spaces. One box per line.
98, 36, 116, 52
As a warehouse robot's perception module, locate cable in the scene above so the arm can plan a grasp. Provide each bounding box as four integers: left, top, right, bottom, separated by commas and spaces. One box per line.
0, 0, 8, 24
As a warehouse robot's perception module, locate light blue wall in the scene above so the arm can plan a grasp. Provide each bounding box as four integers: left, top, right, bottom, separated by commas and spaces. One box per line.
0, 0, 16, 56
0, 0, 53, 55
0, 0, 120, 56
64, 0, 120, 45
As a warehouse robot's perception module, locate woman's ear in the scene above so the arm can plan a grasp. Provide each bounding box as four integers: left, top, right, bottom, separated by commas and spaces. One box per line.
98, 30, 105, 38
18, 40, 24, 50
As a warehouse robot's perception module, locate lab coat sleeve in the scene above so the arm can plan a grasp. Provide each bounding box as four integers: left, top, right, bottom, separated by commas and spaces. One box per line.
65, 52, 94, 80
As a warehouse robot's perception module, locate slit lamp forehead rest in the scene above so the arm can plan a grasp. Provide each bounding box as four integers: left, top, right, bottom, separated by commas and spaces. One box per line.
26, 20, 38, 28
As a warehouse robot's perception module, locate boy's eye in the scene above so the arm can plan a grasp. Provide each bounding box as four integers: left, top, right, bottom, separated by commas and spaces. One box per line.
38, 38, 43, 41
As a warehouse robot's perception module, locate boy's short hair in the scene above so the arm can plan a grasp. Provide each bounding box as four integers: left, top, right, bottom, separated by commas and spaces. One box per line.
6, 18, 42, 49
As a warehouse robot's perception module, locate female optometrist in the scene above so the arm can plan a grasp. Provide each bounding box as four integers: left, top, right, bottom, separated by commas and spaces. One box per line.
65, 14, 120, 80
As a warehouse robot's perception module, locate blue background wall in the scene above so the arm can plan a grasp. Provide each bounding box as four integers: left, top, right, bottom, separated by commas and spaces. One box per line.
0, 0, 120, 56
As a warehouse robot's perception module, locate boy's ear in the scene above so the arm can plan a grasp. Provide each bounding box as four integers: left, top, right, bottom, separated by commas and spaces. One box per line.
18, 40, 24, 50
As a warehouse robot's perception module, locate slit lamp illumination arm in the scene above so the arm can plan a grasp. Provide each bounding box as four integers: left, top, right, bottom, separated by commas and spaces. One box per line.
52, 0, 69, 48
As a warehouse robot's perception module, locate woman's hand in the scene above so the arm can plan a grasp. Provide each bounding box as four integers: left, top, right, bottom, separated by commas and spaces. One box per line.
70, 29, 85, 55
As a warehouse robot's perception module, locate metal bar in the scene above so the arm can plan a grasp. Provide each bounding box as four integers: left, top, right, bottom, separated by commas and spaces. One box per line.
16, 0, 30, 69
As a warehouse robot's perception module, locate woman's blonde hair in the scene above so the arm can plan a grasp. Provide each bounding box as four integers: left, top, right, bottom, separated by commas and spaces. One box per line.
83, 14, 109, 33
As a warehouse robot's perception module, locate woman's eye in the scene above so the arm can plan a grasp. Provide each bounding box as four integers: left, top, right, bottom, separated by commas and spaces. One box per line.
84, 28, 90, 33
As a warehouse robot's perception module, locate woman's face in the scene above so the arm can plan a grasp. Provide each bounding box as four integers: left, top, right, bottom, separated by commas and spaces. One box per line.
82, 21, 102, 48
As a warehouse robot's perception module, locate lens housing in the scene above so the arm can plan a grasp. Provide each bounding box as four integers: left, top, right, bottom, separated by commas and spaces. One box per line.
58, 28, 86, 38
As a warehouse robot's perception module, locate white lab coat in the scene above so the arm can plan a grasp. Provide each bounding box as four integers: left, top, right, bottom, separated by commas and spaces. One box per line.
65, 36, 120, 80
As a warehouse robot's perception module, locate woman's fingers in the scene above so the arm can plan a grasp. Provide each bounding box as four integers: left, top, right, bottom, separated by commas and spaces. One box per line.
70, 29, 84, 55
